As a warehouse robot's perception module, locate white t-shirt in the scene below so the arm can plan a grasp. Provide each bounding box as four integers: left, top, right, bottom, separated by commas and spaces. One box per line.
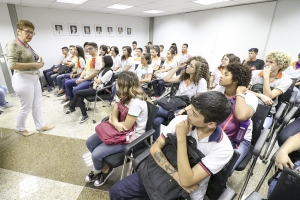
211, 67, 223, 88
175, 78, 208, 98
149, 57, 161, 70
174, 55, 180, 64
121, 57, 135, 72
283, 65, 300, 79
85, 53, 91, 61
135, 64, 154, 88
97, 69, 113, 85
134, 56, 141, 66
126, 98, 148, 138
160, 51, 166, 59
250, 70, 292, 114
84, 56, 102, 78
156, 59, 177, 79
75, 57, 86, 73
179, 52, 192, 63
112, 55, 121, 70
162, 115, 233, 200
213, 85, 258, 142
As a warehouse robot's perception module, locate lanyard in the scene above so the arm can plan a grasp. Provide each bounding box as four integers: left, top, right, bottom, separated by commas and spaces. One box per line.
17, 38, 37, 61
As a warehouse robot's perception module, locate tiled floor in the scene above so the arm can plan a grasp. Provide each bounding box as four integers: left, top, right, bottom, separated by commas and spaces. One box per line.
0, 90, 277, 200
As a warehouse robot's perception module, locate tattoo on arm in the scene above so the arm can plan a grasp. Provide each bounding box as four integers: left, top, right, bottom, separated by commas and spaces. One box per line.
155, 140, 164, 148
153, 152, 166, 165
165, 164, 177, 175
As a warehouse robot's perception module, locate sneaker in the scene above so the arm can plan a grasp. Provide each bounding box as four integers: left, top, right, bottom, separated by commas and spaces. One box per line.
94, 168, 115, 187
151, 96, 159, 101
79, 115, 89, 123
0, 107, 4, 112
48, 86, 55, 92
64, 109, 75, 114
3, 102, 12, 108
85, 171, 102, 183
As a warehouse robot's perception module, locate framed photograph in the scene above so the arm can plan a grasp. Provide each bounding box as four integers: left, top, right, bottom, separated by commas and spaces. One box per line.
94, 25, 103, 37
82, 24, 92, 36
52, 23, 65, 36
68, 23, 79, 36
116, 25, 124, 37
126, 27, 132, 37
106, 25, 114, 37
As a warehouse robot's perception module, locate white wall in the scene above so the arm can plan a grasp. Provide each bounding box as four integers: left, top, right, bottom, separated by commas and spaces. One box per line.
0, 3, 14, 86
15, 6, 149, 70
264, 0, 300, 61
153, 1, 277, 71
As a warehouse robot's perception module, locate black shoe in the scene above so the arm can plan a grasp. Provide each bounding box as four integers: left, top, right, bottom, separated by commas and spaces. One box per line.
64, 109, 75, 114
79, 115, 89, 123
94, 168, 115, 186
85, 171, 102, 183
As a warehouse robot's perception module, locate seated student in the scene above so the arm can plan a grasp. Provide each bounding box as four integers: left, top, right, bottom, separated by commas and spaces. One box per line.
209, 53, 238, 89
143, 45, 150, 54
56, 46, 86, 97
110, 91, 234, 200
133, 47, 142, 67
62, 42, 101, 105
111, 46, 121, 71
249, 50, 293, 128
132, 41, 137, 57
212, 63, 258, 171
113, 46, 135, 73
159, 45, 166, 62
99, 44, 108, 58
149, 46, 161, 71
64, 56, 113, 123
170, 45, 180, 64
152, 56, 209, 141
85, 71, 148, 186
106, 46, 111, 56
55, 45, 76, 94
42, 46, 69, 92
179, 43, 192, 64
242, 48, 265, 70
151, 49, 177, 101
0, 85, 12, 112
83, 42, 91, 60
136, 53, 153, 93
282, 53, 300, 100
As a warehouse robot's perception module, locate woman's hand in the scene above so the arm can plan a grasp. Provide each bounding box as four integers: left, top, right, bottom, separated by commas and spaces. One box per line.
113, 122, 128, 132
35, 57, 45, 69
92, 82, 98, 90
259, 94, 274, 105
75, 78, 85, 85
275, 150, 294, 170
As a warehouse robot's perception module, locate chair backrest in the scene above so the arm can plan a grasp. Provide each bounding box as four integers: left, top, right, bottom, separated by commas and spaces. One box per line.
145, 101, 159, 132
269, 167, 300, 200
206, 150, 240, 200
251, 104, 271, 146
170, 82, 180, 96
279, 78, 297, 103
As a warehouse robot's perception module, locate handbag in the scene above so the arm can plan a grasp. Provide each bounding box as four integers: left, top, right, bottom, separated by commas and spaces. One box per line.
57, 64, 67, 75
95, 102, 136, 145
157, 95, 190, 111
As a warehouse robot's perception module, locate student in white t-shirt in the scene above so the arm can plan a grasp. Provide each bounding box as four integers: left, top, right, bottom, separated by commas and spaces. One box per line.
149, 46, 161, 70
151, 49, 177, 100
170, 45, 180, 64
110, 46, 121, 70
64, 56, 114, 123
159, 45, 166, 62
110, 92, 233, 200
249, 50, 293, 128
133, 48, 143, 68
212, 63, 258, 172
114, 46, 135, 73
85, 71, 148, 187
136, 53, 153, 92
152, 56, 210, 141
179, 43, 192, 64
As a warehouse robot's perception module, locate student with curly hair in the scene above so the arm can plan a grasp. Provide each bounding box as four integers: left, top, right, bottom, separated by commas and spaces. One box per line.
249, 50, 293, 128
85, 71, 148, 187
152, 56, 210, 141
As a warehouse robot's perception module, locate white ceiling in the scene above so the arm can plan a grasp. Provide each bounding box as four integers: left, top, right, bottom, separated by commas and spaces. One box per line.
0, 0, 274, 17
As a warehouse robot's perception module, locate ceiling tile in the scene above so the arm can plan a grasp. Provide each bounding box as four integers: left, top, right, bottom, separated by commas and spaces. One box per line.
0, 0, 21, 4
72, 5, 99, 11
21, 0, 54, 6
81, 0, 116, 7
156, 0, 191, 6
118, 0, 150, 7
49, 2, 79, 9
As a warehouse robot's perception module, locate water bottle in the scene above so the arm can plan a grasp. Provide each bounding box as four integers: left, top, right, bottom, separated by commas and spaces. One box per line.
235, 120, 251, 142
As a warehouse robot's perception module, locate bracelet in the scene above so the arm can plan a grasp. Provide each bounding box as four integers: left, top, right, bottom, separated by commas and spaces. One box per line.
236, 93, 246, 98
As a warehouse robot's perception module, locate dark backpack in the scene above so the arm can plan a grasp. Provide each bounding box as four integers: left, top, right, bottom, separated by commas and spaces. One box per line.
157, 95, 190, 112
89, 68, 113, 90
139, 133, 205, 200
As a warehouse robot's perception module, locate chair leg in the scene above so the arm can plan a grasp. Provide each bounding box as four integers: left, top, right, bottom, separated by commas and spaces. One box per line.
92, 96, 97, 124
120, 155, 128, 180
238, 156, 258, 200
260, 122, 276, 161
255, 162, 274, 192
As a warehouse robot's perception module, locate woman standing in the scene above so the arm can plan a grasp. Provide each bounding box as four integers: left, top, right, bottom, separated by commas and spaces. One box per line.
6, 20, 54, 136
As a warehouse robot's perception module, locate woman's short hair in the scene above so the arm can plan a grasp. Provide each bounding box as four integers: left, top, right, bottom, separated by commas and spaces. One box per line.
121, 46, 132, 60
111, 46, 119, 55
17, 20, 35, 30
266, 51, 292, 71
102, 55, 113, 68
143, 53, 152, 65
226, 63, 252, 87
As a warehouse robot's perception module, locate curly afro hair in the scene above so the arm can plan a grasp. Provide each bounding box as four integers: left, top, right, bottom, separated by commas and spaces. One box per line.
266, 50, 291, 71
226, 63, 252, 87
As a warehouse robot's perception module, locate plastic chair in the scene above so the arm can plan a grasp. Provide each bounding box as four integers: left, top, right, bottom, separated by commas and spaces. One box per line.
102, 101, 159, 179
235, 104, 271, 200
245, 167, 300, 200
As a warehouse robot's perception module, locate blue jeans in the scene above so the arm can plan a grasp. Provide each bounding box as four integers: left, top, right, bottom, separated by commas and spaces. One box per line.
51, 74, 59, 86
152, 79, 165, 96
231, 139, 251, 174
111, 82, 117, 102
0, 85, 8, 106
65, 78, 91, 100
56, 74, 65, 89
110, 172, 147, 200
86, 133, 127, 171
153, 106, 180, 141
43, 65, 58, 87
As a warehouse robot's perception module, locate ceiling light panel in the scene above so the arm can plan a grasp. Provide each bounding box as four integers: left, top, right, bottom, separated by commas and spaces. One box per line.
143, 10, 164, 14
56, 0, 88, 5
193, 0, 230, 5
107, 4, 133, 10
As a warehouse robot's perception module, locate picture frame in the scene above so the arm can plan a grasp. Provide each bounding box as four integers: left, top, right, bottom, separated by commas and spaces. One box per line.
125, 26, 132, 37
116, 25, 124, 37
106, 25, 114, 37
68, 23, 79, 36
94, 25, 103, 37
52, 23, 65, 36
82, 24, 92, 37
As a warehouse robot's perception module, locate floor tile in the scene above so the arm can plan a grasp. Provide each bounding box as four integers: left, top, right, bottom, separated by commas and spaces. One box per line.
77, 187, 109, 200
0, 168, 83, 200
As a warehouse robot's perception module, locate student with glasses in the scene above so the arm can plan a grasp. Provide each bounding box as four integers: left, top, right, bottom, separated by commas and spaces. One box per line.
6, 20, 54, 136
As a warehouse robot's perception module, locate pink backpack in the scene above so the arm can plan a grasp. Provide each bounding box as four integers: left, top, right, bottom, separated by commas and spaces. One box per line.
95, 102, 136, 145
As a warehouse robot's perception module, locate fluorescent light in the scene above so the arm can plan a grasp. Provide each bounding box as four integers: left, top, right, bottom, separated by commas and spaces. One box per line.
56, 0, 88, 4
143, 10, 164, 14
107, 4, 133, 10
193, 0, 230, 5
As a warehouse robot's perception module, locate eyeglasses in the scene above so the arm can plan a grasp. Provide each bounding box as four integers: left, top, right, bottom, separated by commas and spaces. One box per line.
186, 64, 195, 68
21, 29, 35, 36
221, 58, 229, 61
88, 48, 94, 50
